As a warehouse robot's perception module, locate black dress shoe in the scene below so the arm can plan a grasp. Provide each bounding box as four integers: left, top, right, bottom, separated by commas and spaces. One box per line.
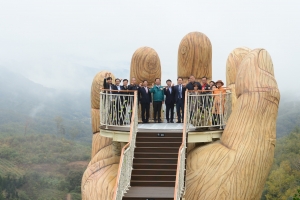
170, 121, 174, 123
158, 119, 162, 123
167, 120, 170, 123
176, 121, 181, 123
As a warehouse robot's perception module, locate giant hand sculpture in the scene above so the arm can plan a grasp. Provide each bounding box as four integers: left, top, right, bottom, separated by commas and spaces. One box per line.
82, 32, 280, 200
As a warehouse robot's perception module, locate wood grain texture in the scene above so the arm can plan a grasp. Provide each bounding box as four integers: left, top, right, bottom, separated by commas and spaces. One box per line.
185, 49, 280, 199
226, 47, 251, 110
91, 108, 100, 134
130, 47, 161, 86
82, 71, 119, 200
178, 32, 212, 81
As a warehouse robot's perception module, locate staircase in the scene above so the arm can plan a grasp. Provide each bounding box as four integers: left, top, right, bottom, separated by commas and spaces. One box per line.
123, 131, 183, 200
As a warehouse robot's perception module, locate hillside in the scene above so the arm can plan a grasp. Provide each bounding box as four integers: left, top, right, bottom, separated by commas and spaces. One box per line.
262, 127, 300, 199
0, 67, 92, 143
0, 134, 90, 200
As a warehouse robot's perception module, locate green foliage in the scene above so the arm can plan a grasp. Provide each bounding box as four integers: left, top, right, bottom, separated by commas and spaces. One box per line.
293, 189, 300, 200
262, 127, 300, 199
0, 134, 90, 199
0, 175, 26, 199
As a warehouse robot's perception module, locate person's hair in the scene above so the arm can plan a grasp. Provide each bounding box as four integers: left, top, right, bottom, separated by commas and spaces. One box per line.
210, 81, 215, 84
123, 79, 128, 82
107, 77, 112, 81
115, 78, 121, 82
177, 77, 183, 81
202, 76, 207, 80
189, 75, 195, 79
143, 80, 148, 83
193, 83, 198, 88
166, 79, 172, 83
155, 78, 160, 82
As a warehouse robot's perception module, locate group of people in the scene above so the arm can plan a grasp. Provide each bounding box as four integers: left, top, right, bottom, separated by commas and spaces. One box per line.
103, 73, 226, 125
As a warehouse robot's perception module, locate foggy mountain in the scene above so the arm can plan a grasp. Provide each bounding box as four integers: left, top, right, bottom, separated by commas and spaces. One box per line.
0, 67, 92, 142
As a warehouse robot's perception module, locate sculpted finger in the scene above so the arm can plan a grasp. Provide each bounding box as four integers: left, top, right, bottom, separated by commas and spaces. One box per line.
223, 49, 280, 147
130, 47, 161, 86
226, 47, 251, 109
82, 71, 120, 200
178, 32, 212, 82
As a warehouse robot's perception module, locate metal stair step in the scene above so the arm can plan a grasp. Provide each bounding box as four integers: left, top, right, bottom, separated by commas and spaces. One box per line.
132, 169, 176, 176
134, 152, 178, 159
131, 175, 176, 181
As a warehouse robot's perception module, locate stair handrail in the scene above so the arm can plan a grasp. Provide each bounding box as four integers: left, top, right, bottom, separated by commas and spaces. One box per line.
113, 90, 138, 200
174, 90, 189, 199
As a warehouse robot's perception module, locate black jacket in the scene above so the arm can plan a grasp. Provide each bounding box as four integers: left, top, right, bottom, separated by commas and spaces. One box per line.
164, 86, 175, 105
138, 87, 152, 104
186, 81, 202, 91
174, 84, 186, 103
103, 78, 117, 93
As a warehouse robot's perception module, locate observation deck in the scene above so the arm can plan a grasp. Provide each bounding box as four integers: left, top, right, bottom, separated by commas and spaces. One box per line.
98, 89, 232, 200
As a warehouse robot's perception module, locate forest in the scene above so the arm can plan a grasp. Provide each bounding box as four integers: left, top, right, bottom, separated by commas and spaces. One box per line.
0, 134, 90, 200
262, 127, 300, 200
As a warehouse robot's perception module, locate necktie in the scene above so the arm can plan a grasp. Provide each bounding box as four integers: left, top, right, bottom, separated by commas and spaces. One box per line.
179, 85, 182, 98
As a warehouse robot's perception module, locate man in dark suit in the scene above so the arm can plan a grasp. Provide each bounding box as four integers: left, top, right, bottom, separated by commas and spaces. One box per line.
138, 80, 152, 123
174, 77, 186, 123
103, 73, 116, 90
103, 73, 118, 125
186, 75, 202, 90
128, 77, 139, 93
164, 79, 175, 123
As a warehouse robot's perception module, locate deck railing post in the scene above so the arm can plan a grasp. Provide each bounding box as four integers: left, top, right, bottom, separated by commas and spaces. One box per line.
105, 90, 108, 129
219, 92, 222, 129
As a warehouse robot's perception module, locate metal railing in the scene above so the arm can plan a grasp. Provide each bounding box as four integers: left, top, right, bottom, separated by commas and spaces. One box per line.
113, 90, 138, 200
100, 89, 135, 128
174, 90, 189, 200
187, 90, 232, 129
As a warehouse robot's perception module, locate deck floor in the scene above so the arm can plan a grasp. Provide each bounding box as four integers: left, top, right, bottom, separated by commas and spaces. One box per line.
124, 187, 174, 198
138, 122, 195, 130
101, 122, 199, 133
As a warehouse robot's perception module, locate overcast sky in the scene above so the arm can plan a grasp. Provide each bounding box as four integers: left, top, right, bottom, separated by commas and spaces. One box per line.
0, 1, 299, 92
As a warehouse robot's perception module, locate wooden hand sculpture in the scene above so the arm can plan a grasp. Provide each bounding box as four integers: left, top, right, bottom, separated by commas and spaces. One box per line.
184, 48, 280, 199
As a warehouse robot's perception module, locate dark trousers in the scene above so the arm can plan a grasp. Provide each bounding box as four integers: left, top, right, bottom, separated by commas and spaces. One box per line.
153, 101, 162, 121
176, 98, 184, 122
165, 103, 174, 122
141, 103, 150, 122
213, 114, 221, 126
